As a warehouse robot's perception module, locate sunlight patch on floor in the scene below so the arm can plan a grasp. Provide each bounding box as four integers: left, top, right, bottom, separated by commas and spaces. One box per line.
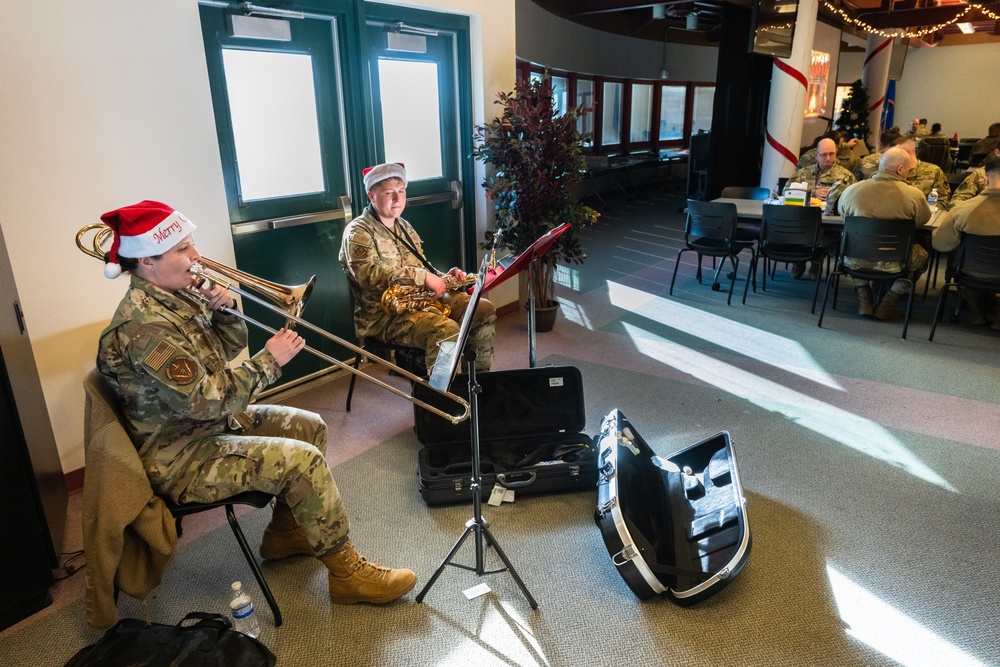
827, 565, 986, 666
623, 322, 956, 492
555, 265, 580, 292
609, 281, 843, 390
554, 296, 593, 329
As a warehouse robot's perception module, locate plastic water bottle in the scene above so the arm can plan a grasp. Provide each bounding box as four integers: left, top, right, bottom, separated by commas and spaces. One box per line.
928, 188, 939, 208
230, 581, 260, 638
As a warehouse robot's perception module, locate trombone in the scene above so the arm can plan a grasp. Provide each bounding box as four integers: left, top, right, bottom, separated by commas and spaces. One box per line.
76, 222, 470, 424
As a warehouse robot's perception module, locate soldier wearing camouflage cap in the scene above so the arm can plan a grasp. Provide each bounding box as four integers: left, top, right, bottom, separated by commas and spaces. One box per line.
339, 163, 496, 373
97, 200, 415, 606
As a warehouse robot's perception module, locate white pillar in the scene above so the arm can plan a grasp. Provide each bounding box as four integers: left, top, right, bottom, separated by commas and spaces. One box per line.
861, 35, 892, 147
760, 0, 819, 192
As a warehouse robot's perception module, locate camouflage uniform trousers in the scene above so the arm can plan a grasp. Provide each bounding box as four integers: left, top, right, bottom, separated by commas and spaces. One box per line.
152, 405, 349, 556
379, 292, 496, 373
849, 244, 930, 296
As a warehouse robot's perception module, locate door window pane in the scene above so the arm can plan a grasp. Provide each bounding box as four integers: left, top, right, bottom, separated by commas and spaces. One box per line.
659, 85, 685, 140
576, 79, 594, 144
222, 49, 325, 202
378, 59, 443, 181
630, 83, 652, 143
603, 81, 622, 146
551, 75, 568, 116
692, 86, 715, 134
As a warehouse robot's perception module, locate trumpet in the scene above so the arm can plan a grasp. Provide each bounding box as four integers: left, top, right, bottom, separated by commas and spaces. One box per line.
76, 222, 470, 424
381, 274, 477, 317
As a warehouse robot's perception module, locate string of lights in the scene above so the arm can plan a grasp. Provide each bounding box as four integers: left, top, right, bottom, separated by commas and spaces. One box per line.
821, 1, 1000, 38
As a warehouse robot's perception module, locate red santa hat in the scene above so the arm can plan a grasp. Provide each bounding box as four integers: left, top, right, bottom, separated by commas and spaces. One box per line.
99, 200, 197, 279
362, 162, 407, 191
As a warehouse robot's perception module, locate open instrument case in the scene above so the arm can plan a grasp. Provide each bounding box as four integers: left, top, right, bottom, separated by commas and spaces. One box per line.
412, 366, 599, 506
594, 409, 751, 604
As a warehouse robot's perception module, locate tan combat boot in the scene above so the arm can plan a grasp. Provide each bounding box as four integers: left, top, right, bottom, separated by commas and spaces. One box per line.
319, 538, 416, 604
856, 285, 874, 317
874, 292, 903, 321
260, 503, 315, 560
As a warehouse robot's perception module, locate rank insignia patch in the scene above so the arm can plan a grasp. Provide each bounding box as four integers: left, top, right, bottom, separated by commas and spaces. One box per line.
167, 357, 197, 385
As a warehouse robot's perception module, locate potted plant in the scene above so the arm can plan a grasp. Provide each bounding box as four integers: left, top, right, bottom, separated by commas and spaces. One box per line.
473, 75, 598, 331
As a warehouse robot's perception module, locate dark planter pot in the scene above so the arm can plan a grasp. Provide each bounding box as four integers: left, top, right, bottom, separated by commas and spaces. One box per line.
530, 299, 560, 333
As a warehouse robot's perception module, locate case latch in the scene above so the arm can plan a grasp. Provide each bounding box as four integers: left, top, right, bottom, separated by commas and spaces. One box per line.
612, 543, 639, 567
453, 480, 462, 493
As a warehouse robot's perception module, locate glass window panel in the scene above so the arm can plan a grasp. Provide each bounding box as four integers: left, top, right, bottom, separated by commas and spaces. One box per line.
659, 85, 685, 141
222, 49, 325, 202
378, 59, 443, 181
576, 79, 594, 145
603, 81, 622, 146
551, 75, 568, 116
630, 83, 653, 143
692, 86, 715, 134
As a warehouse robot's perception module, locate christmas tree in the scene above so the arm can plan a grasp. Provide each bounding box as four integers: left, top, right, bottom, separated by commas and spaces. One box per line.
835, 79, 871, 147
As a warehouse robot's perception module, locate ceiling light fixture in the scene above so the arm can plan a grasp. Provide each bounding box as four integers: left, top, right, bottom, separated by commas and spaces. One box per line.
957, 21, 976, 33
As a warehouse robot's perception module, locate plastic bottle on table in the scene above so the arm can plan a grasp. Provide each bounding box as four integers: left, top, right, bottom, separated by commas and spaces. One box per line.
928, 188, 939, 208
230, 581, 261, 638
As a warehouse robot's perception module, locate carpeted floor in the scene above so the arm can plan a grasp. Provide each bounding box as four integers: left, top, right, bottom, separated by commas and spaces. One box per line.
4, 191, 1000, 667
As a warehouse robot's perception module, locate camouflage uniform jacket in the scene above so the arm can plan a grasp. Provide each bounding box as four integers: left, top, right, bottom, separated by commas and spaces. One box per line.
855, 151, 884, 181
796, 145, 859, 173
788, 162, 856, 214
339, 206, 438, 339
97, 274, 281, 471
905, 160, 952, 210
950, 167, 986, 206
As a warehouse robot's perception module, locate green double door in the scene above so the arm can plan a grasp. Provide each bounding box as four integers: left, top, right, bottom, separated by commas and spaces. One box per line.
199, 2, 475, 390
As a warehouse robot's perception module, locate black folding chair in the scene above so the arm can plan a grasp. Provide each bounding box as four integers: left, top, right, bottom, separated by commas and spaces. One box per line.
742, 204, 825, 312
818, 216, 917, 339
669, 199, 755, 306
929, 234, 1000, 341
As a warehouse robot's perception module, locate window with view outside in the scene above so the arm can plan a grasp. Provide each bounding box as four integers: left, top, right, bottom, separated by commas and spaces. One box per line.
576, 79, 594, 145
692, 86, 715, 134
603, 81, 622, 146
378, 58, 443, 181
659, 85, 685, 141
222, 49, 325, 201
630, 83, 652, 143
551, 75, 568, 116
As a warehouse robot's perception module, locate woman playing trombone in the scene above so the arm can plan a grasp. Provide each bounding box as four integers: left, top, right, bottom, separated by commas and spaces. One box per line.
96, 200, 415, 605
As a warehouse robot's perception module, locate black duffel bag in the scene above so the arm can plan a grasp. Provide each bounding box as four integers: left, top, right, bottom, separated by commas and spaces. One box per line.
65, 612, 276, 667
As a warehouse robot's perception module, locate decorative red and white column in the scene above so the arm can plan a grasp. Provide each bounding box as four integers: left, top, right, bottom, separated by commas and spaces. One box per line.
760, 0, 819, 192
861, 34, 892, 146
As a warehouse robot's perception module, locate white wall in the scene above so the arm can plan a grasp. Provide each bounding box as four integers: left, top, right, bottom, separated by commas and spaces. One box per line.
838, 42, 1000, 139
515, 0, 718, 81
0, 0, 515, 476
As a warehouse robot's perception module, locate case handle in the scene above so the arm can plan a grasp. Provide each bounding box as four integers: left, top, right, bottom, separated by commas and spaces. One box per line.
496, 471, 537, 488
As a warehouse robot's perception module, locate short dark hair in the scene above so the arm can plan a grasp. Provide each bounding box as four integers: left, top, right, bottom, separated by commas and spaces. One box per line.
879, 130, 901, 148
984, 153, 1000, 179
920, 118, 927, 124
989, 122, 1000, 136
112, 254, 160, 274
931, 122, 941, 134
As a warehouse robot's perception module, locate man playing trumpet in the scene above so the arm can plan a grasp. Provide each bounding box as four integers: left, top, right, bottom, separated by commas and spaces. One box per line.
95, 200, 416, 606
340, 163, 497, 373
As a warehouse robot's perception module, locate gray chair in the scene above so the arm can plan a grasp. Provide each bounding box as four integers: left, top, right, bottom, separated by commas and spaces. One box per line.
670, 200, 755, 306
742, 204, 825, 312
929, 234, 1000, 341
817, 217, 917, 339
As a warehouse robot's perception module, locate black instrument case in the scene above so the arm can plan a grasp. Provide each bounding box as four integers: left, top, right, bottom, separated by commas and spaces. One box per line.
413, 366, 598, 506
594, 409, 751, 604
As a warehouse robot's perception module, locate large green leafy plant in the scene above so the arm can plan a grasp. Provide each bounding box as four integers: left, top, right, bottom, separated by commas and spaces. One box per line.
473, 76, 598, 309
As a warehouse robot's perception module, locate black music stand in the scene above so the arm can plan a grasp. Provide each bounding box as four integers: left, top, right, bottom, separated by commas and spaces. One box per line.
417, 255, 538, 609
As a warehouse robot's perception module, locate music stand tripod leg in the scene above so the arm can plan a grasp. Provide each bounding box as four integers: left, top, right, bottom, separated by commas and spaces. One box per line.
415, 349, 538, 609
